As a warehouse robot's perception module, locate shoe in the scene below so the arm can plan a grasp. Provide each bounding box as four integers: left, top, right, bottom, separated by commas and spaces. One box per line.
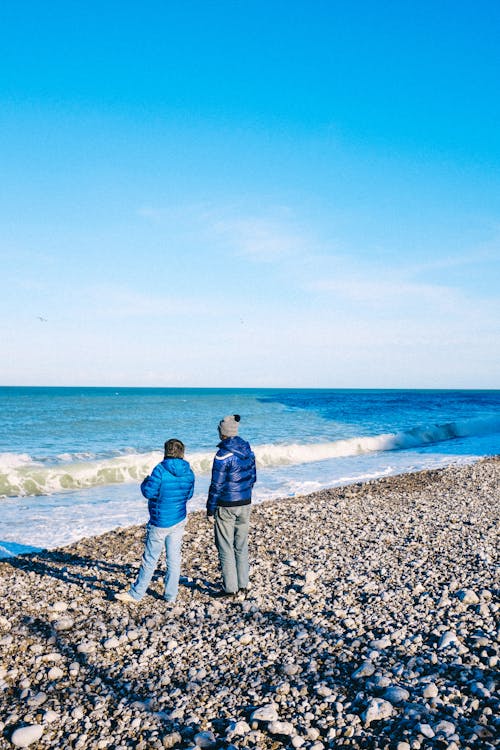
213, 589, 237, 599
114, 591, 137, 603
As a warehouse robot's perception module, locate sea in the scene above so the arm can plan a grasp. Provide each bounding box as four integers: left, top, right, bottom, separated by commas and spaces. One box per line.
1, 387, 499, 558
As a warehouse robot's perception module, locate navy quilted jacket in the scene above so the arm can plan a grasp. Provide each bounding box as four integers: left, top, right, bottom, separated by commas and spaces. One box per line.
141, 458, 195, 528
207, 436, 256, 514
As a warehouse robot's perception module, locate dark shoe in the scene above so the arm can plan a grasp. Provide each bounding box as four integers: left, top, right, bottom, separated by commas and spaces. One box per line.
213, 589, 237, 599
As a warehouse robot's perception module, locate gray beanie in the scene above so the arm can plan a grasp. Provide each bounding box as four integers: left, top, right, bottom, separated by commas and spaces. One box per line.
218, 414, 240, 437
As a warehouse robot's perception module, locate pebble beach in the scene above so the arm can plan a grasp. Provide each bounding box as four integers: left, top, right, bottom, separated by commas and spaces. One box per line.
0, 457, 498, 750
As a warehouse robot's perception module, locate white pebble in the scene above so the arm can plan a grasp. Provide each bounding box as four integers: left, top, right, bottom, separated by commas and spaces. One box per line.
438, 631, 458, 649
315, 684, 332, 697
43, 710, 59, 724
194, 730, 216, 747
456, 589, 479, 605
251, 704, 279, 722
370, 636, 391, 650
53, 617, 74, 631
417, 723, 435, 738
352, 661, 375, 678
268, 720, 295, 736
423, 682, 438, 698
226, 720, 250, 737
434, 720, 456, 736
77, 641, 96, 654
307, 727, 321, 740
103, 636, 120, 649
47, 666, 64, 681
0, 616, 12, 631
11, 725, 44, 747
42, 652, 62, 663
27, 692, 47, 707
363, 698, 393, 726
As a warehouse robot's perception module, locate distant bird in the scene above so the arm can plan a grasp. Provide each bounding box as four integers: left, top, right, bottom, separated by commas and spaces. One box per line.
37, 316, 48, 322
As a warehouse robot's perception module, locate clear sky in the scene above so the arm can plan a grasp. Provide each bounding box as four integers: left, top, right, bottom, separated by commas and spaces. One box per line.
1, 0, 499, 387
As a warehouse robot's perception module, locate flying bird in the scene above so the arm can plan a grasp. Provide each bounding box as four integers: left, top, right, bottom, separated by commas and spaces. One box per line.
37, 316, 48, 322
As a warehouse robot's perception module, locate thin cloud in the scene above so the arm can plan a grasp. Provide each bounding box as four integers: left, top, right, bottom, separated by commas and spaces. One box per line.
83, 284, 209, 319
309, 271, 500, 328
136, 203, 212, 224
406, 246, 500, 276
311, 277, 456, 305
136, 203, 316, 264
211, 216, 307, 262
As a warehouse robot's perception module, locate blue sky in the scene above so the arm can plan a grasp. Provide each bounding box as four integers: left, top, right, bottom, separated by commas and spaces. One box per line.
1, 0, 499, 387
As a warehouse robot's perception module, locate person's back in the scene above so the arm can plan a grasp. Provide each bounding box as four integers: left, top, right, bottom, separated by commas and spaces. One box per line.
142, 455, 194, 528
207, 434, 255, 512
207, 415, 256, 597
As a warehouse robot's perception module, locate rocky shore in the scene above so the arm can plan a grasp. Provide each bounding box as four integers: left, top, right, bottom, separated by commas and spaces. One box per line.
1, 457, 498, 750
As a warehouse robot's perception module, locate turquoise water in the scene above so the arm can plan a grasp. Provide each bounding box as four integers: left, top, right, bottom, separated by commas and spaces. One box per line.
1, 387, 499, 555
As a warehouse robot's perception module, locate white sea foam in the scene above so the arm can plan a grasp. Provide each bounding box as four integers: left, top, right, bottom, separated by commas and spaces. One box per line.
56, 452, 97, 462
0, 452, 35, 469
0, 451, 481, 557
0, 450, 163, 497
1, 414, 499, 498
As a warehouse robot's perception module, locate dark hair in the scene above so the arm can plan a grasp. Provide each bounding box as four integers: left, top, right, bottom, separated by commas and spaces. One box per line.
164, 438, 185, 458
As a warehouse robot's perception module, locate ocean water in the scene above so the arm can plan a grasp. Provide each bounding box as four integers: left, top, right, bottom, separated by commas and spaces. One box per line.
1, 387, 499, 557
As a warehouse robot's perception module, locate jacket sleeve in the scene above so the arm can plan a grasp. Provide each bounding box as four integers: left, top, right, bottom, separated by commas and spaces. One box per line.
187, 470, 195, 501
140, 464, 164, 500
207, 454, 229, 514
251, 451, 257, 486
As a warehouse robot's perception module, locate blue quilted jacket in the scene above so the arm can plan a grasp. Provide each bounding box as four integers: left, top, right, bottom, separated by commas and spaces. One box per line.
207, 436, 256, 515
141, 458, 195, 528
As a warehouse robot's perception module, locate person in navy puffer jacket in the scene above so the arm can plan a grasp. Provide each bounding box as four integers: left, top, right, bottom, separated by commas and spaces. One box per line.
207, 415, 256, 596
115, 438, 194, 604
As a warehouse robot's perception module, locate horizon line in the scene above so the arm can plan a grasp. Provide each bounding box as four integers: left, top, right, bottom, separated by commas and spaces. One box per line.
1, 385, 499, 392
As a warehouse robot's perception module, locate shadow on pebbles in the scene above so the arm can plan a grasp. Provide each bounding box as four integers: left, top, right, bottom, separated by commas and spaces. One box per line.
0, 457, 499, 749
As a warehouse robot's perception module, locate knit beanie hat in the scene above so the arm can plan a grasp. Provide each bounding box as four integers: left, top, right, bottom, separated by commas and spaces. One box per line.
218, 414, 240, 437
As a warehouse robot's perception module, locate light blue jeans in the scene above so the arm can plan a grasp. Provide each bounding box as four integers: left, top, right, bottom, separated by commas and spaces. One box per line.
214, 505, 251, 593
129, 520, 185, 602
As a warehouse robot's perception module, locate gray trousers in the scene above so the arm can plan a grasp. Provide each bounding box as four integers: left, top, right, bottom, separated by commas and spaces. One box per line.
214, 505, 251, 593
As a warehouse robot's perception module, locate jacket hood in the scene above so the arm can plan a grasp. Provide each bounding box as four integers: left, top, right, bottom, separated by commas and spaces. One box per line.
161, 457, 192, 477
218, 436, 252, 459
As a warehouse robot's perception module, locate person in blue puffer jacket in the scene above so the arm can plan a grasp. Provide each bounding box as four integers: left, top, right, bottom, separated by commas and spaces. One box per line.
207, 415, 256, 597
115, 438, 194, 604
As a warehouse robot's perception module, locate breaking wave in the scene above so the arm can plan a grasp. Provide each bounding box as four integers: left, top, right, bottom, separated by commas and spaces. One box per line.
1, 414, 499, 498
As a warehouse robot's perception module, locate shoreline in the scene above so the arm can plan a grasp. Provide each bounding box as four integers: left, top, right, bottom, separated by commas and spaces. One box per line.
0, 452, 492, 559
0, 457, 498, 748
